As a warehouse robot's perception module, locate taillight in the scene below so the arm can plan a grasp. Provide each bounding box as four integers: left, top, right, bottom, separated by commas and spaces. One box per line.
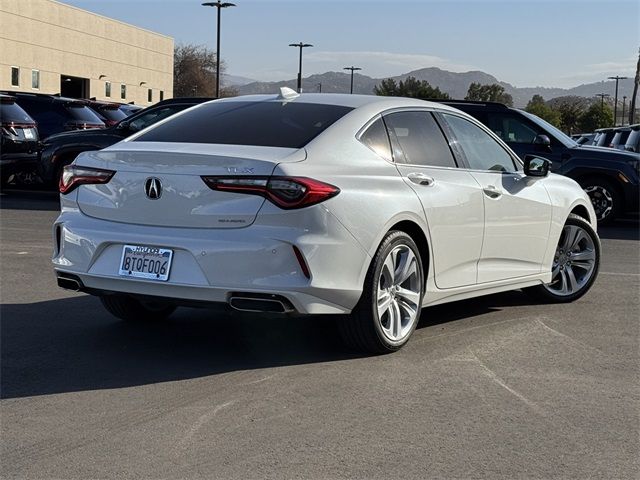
59, 165, 115, 194
201, 176, 340, 209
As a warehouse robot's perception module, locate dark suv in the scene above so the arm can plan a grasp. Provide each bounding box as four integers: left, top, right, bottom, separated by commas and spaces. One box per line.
1, 93, 40, 184
3, 92, 105, 140
38, 97, 212, 186
437, 100, 640, 223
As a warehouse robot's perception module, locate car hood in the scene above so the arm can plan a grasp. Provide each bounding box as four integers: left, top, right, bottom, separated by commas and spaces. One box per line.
42, 127, 117, 145
574, 144, 639, 161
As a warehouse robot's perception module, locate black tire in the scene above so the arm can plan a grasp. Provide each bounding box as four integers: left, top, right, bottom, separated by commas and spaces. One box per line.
100, 295, 176, 322
338, 231, 424, 354
579, 177, 620, 225
525, 213, 600, 303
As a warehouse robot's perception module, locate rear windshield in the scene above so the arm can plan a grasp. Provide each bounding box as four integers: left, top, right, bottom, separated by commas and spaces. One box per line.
94, 107, 127, 122
134, 101, 354, 148
0, 101, 35, 124
66, 104, 105, 124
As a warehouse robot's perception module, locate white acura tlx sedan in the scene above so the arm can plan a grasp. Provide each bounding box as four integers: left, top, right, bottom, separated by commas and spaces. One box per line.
53, 90, 600, 353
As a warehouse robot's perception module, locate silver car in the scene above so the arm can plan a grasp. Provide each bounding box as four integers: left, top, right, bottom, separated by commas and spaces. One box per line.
53, 91, 600, 353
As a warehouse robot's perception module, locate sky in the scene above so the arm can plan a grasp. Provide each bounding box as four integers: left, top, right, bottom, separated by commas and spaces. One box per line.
63, 0, 639, 89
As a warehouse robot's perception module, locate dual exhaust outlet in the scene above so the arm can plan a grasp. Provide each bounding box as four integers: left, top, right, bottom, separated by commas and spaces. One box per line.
56, 273, 295, 314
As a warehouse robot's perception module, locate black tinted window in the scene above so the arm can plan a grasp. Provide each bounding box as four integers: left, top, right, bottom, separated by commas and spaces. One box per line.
128, 105, 187, 131
0, 101, 34, 124
67, 105, 104, 124
135, 101, 354, 148
360, 117, 392, 161
442, 114, 516, 172
487, 113, 540, 144
383, 111, 456, 167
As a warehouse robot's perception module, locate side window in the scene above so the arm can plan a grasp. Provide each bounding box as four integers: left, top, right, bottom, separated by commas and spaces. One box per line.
441, 113, 516, 173
128, 106, 183, 132
359, 117, 392, 161
487, 113, 540, 144
383, 111, 456, 168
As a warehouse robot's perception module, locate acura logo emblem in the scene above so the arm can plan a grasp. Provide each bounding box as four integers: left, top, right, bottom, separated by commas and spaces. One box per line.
144, 177, 162, 199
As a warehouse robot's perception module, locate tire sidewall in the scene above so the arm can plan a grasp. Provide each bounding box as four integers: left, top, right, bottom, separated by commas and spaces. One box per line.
580, 178, 619, 224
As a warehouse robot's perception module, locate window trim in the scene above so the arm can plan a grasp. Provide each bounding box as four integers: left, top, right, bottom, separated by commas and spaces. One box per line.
105, 81, 111, 98
10, 66, 20, 87
435, 111, 522, 174
147, 88, 153, 103
120, 83, 126, 100
31, 69, 40, 90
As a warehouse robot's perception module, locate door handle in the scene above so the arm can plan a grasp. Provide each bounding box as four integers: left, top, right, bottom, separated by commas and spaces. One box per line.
483, 185, 502, 198
407, 172, 435, 186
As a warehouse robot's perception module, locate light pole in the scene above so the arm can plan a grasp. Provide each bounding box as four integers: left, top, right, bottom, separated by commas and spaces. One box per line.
595, 93, 610, 111
622, 96, 627, 126
608, 75, 628, 126
343, 66, 362, 94
202, 1, 236, 98
289, 42, 313, 93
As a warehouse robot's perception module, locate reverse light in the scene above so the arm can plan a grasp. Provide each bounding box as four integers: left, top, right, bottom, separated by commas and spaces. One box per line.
201, 176, 340, 209
59, 165, 115, 194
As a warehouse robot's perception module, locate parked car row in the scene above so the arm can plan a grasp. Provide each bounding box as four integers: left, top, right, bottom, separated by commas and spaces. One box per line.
432, 100, 640, 224
575, 125, 640, 152
0, 91, 209, 187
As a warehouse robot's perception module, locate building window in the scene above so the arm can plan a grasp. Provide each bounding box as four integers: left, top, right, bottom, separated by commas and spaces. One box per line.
10, 67, 19, 87
31, 70, 40, 89
120, 84, 126, 99
160, 90, 164, 101
105, 81, 111, 97
148, 88, 152, 103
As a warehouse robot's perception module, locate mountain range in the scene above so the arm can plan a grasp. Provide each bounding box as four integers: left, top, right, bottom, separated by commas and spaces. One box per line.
231, 67, 636, 107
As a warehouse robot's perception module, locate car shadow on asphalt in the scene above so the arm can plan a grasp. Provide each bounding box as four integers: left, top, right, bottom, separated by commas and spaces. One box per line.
0, 189, 60, 212
598, 218, 639, 241
0, 290, 538, 399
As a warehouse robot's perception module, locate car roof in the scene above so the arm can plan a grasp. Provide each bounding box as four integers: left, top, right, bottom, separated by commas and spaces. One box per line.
210, 92, 464, 114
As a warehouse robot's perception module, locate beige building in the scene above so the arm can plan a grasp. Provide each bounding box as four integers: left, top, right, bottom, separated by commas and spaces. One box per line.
0, 0, 173, 105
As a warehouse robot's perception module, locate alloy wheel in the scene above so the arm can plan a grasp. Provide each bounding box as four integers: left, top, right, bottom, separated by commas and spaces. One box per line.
544, 224, 597, 296
376, 245, 422, 342
584, 185, 613, 221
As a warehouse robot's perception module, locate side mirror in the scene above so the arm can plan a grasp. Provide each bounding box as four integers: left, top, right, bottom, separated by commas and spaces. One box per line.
116, 121, 129, 130
533, 134, 552, 152
523, 155, 550, 177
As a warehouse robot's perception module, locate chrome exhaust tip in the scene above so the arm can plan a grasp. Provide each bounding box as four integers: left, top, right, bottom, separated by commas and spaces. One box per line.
228, 293, 295, 314
56, 274, 83, 292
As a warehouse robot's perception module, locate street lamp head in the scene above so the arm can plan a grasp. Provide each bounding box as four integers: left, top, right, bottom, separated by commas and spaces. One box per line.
202, 2, 236, 7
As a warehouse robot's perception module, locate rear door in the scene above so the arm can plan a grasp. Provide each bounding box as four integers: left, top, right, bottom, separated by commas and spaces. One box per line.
381, 110, 484, 288
438, 112, 552, 284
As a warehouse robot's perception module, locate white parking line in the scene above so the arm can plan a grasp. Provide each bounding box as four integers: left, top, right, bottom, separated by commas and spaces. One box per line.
600, 272, 640, 277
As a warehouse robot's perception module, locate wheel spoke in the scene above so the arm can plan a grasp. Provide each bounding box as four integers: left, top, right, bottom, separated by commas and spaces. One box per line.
397, 298, 417, 322
562, 226, 579, 250
396, 286, 420, 308
382, 254, 395, 286
569, 230, 588, 251
377, 290, 393, 318
394, 250, 417, 285
565, 265, 578, 292
571, 249, 595, 262
391, 300, 402, 338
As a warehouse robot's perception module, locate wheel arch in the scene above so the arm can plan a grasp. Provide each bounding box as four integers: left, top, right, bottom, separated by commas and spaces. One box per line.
387, 219, 431, 291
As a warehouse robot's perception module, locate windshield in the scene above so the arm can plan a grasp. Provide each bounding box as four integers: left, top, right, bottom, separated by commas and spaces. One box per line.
66, 104, 105, 125
95, 107, 127, 123
519, 110, 577, 148
134, 101, 354, 148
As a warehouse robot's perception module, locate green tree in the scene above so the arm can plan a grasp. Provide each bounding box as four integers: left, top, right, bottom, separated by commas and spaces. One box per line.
556, 100, 585, 134
374, 76, 450, 99
173, 43, 237, 98
525, 95, 562, 127
578, 103, 614, 132
465, 82, 513, 106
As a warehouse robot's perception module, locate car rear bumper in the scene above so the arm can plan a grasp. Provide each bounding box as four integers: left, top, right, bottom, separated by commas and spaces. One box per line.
52, 205, 370, 315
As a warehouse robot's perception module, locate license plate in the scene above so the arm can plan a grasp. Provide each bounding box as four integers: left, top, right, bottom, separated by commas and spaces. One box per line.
119, 245, 173, 281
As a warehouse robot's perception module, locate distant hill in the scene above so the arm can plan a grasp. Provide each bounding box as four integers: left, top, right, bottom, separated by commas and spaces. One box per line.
235, 66, 636, 107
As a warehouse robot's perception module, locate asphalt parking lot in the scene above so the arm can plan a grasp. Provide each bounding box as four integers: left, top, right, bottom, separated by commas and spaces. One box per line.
1, 189, 638, 479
